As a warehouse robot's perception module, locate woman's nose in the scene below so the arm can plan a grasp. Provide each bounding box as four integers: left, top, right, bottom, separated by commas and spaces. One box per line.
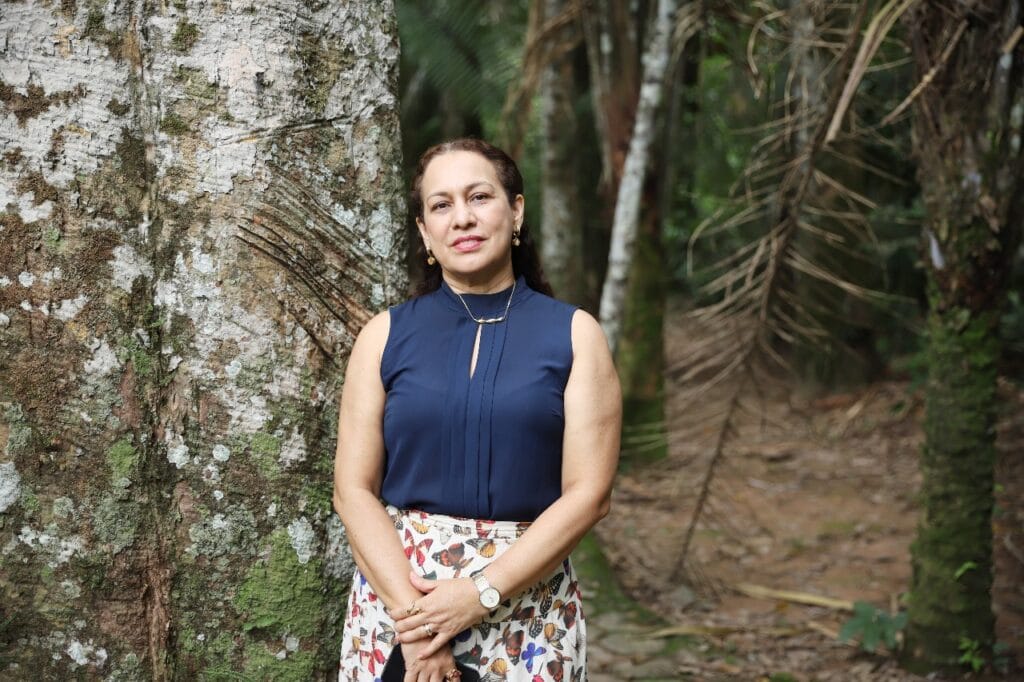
452, 199, 476, 227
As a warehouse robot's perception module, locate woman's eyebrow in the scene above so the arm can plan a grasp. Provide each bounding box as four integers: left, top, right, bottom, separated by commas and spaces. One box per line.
426, 181, 495, 201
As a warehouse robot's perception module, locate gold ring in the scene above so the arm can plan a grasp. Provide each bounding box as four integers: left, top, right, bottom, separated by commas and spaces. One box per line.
407, 601, 421, 617
422, 623, 434, 637
443, 667, 462, 681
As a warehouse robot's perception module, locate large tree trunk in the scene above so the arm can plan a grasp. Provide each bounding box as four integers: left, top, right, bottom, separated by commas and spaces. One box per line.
902, 1, 1024, 672
0, 2, 404, 679
540, 0, 585, 305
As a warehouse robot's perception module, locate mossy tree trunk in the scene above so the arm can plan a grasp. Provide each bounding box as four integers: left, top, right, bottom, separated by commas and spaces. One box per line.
0, 2, 404, 679
902, 1, 1024, 673
539, 0, 585, 306
615, 177, 668, 462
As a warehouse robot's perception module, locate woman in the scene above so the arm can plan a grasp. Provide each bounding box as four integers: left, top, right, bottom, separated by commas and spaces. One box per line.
334, 138, 621, 682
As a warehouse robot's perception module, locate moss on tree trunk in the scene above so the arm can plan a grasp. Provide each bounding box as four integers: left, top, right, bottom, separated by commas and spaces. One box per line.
616, 197, 667, 465
901, 1, 1023, 672
903, 303, 999, 671
0, 2, 404, 679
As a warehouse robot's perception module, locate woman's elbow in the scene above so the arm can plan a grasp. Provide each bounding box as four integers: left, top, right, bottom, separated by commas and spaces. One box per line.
594, 493, 612, 523
332, 483, 361, 521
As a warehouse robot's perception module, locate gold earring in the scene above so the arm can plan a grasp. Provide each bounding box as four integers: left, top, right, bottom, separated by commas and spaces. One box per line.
513, 228, 521, 247
426, 249, 436, 265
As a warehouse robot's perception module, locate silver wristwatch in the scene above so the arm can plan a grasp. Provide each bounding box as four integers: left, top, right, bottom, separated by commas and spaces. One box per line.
472, 571, 501, 609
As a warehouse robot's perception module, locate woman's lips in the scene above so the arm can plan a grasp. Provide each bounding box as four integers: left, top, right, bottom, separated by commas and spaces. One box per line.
452, 237, 484, 253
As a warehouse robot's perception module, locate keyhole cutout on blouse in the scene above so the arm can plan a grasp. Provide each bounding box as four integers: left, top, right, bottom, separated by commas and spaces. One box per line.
469, 324, 483, 379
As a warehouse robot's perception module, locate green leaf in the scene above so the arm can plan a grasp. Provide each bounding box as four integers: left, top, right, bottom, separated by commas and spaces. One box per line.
862, 624, 880, 653
954, 560, 977, 579
838, 617, 860, 643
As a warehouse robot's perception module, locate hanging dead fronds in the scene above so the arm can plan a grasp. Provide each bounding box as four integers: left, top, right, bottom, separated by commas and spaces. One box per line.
826, 0, 920, 142
665, 0, 922, 585
877, 18, 967, 128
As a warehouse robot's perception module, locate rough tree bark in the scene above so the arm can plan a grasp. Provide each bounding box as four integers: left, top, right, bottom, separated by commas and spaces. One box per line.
0, 2, 404, 679
902, 0, 1024, 673
540, 0, 585, 305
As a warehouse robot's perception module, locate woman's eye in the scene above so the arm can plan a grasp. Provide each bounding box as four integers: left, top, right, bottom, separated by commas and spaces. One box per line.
471, 193, 489, 202
431, 202, 449, 211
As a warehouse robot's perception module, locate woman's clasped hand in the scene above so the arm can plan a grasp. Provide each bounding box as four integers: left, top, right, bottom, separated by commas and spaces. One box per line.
392, 638, 459, 682
392, 572, 489, 658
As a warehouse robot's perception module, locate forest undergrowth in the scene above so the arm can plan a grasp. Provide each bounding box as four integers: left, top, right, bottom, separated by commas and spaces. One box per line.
594, 306, 1024, 681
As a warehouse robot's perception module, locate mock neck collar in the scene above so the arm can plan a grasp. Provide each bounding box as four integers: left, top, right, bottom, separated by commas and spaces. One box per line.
438, 274, 530, 316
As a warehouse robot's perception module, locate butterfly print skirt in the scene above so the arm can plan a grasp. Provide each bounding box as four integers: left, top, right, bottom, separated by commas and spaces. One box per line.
338, 505, 587, 681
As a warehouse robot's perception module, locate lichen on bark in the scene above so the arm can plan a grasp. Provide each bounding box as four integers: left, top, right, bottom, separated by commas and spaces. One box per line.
1, 0, 404, 678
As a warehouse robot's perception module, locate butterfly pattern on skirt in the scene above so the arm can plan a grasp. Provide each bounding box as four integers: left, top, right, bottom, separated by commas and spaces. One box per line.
339, 506, 586, 682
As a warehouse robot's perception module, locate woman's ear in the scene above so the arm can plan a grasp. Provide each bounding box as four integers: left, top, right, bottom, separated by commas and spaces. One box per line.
513, 194, 525, 225
415, 218, 429, 249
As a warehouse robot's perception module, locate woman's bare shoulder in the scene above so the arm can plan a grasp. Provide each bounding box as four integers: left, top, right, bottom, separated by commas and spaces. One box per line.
350, 309, 391, 364
569, 308, 610, 356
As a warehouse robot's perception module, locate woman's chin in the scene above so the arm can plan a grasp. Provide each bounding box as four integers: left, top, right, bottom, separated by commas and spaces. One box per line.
443, 254, 509, 278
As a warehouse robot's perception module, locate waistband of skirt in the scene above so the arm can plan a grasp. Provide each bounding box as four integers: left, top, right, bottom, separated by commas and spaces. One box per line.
385, 504, 532, 540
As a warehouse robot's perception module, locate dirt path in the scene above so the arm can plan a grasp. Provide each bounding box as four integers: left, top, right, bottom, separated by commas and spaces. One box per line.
592, 328, 1024, 679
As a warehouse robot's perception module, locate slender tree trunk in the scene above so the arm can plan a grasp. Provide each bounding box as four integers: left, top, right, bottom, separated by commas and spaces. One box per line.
615, 176, 668, 458
902, 1, 1024, 672
599, 0, 678, 355
616, 29, 702, 463
0, 2, 404, 679
578, 0, 642, 306
540, 0, 585, 304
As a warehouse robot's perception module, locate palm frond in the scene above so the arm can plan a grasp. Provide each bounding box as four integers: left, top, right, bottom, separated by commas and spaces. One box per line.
667, 0, 884, 585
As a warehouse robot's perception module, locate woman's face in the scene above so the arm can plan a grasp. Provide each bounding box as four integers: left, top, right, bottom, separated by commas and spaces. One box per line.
416, 150, 523, 286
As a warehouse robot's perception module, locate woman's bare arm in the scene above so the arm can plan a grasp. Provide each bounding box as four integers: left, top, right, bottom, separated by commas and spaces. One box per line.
332, 310, 424, 615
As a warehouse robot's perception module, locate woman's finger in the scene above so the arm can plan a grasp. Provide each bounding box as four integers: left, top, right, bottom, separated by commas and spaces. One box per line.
398, 624, 431, 643
394, 613, 426, 632
415, 631, 452, 659
409, 571, 438, 593
391, 597, 426, 622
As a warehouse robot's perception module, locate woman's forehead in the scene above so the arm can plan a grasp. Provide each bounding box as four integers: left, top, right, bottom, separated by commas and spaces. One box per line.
421, 150, 499, 192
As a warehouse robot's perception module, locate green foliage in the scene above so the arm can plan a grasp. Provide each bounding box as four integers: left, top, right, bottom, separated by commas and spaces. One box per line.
957, 636, 985, 673
662, 8, 925, 386
838, 601, 907, 653
396, 1, 528, 160
954, 560, 977, 580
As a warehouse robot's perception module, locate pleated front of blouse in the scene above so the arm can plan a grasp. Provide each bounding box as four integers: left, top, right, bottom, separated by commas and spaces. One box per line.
379, 275, 577, 522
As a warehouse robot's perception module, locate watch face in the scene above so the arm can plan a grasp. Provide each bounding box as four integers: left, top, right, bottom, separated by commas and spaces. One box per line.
481, 587, 500, 609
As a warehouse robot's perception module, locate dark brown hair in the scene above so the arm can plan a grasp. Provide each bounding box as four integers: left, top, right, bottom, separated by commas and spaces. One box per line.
409, 138, 554, 298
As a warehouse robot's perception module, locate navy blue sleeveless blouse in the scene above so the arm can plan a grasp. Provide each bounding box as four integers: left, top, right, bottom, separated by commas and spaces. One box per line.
379, 275, 578, 521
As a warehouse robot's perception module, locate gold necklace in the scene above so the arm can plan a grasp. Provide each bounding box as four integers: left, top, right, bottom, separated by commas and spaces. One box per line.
454, 280, 516, 324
